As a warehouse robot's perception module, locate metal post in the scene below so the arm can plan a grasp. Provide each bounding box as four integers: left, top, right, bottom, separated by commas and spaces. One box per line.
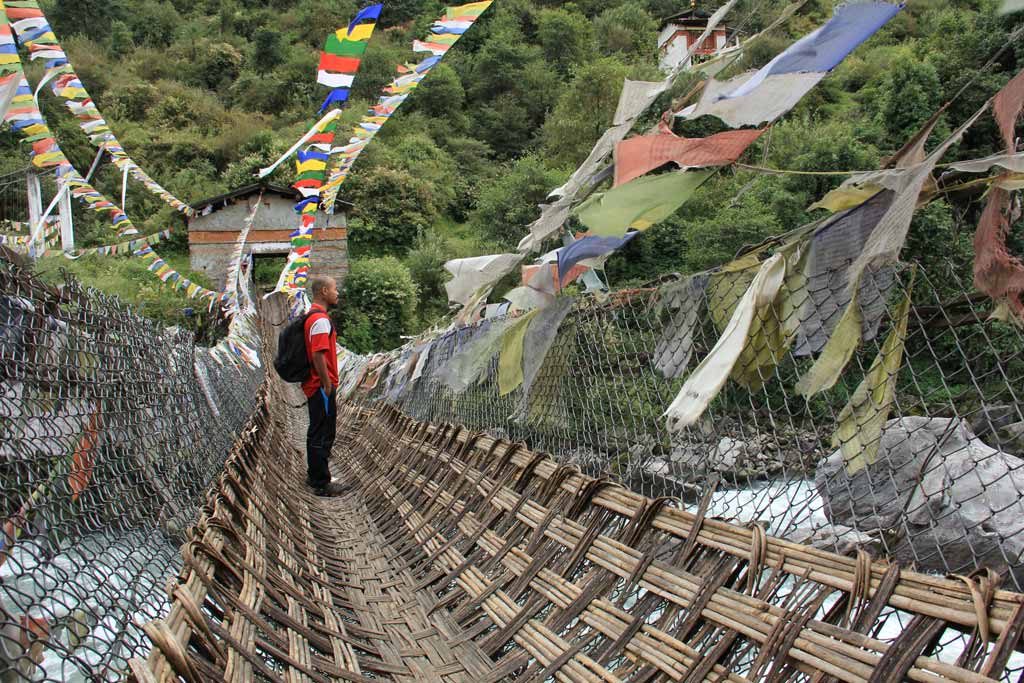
58, 181, 74, 251
26, 171, 41, 229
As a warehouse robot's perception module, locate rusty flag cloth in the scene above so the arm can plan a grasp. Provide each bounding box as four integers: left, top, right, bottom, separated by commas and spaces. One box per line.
973, 68, 1024, 316
994, 67, 1024, 152
614, 129, 765, 187
974, 187, 1024, 316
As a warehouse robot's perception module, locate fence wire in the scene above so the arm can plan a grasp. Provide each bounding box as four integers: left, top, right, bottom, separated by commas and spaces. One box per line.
0, 257, 262, 681
348, 255, 1024, 596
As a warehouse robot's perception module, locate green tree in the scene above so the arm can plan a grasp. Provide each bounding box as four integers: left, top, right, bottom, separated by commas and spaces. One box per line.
407, 63, 466, 123
338, 257, 418, 352
536, 6, 595, 76
404, 229, 454, 320
346, 167, 439, 256
541, 57, 659, 168
125, 0, 182, 48
109, 20, 135, 59
49, 0, 124, 41
860, 48, 943, 151
251, 28, 286, 74
468, 154, 568, 248
593, 1, 657, 62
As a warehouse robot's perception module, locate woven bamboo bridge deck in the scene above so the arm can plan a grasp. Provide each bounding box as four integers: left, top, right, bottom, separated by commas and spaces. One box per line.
131, 382, 1024, 683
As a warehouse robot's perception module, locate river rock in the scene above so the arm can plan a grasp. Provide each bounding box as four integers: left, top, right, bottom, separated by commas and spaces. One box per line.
816, 416, 1024, 581
970, 404, 1021, 440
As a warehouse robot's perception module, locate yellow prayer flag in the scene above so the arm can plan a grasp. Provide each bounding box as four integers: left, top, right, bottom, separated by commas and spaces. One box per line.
498, 310, 540, 396
832, 270, 915, 475
808, 183, 883, 213
795, 295, 863, 397
296, 159, 327, 174
343, 23, 375, 42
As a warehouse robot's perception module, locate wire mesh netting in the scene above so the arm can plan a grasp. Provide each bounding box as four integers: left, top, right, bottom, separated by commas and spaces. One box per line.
0, 258, 262, 681
345, 252, 1024, 596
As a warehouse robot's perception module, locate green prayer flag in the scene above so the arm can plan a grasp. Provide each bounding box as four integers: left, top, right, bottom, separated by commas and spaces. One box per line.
707, 253, 761, 332
832, 270, 915, 475
498, 310, 540, 396
795, 295, 863, 397
730, 241, 810, 391
574, 170, 713, 238
324, 35, 370, 56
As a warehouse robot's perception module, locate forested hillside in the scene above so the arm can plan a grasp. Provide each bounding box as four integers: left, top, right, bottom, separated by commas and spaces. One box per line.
6, 0, 1022, 349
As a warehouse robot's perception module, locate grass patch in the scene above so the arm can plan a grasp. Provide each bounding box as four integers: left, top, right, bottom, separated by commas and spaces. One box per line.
33, 251, 218, 330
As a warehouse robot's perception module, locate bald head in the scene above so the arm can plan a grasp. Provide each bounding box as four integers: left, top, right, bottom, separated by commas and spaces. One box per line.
308, 275, 339, 307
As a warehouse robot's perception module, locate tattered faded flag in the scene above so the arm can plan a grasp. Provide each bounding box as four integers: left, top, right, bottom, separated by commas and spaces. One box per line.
614, 128, 765, 186
574, 170, 714, 237
677, 2, 902, 127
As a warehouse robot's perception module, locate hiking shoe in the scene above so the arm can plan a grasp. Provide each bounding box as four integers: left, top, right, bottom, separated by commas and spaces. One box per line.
313, 481, 354, 497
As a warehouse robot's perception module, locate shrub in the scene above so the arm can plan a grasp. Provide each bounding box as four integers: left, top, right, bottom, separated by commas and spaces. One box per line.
467, 154, 568, 248
345, 167, 439, 256
338, 257, 418, 352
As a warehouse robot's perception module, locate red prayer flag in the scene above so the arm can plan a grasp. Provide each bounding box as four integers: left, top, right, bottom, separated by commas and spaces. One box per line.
318, 53, 362, 73
614, 129, 765, 187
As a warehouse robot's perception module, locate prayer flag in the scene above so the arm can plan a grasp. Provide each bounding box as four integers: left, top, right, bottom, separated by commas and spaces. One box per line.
575, 171, 713, 237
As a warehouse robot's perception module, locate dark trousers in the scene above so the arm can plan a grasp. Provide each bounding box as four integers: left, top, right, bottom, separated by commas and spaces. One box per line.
306, 389, 337, 489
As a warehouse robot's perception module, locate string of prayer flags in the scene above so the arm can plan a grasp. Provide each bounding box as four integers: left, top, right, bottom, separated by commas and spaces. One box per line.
133, 244, 223, 304
0, 14, 139, 238
272, 100, 345, 302
2, 0, 195, 217
614, 128, 765, 187
574, 170, 714, 238
53, 228, 172, 258
676, 2, 901, 128
272, 5, 384, 304
516, 1, 737, 256
319, 1, 494, 213
318, 4, 382, 110
223, 194, 263, 317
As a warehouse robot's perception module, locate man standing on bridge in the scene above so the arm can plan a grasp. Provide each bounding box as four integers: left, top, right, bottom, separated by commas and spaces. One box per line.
302, 275, 350, 497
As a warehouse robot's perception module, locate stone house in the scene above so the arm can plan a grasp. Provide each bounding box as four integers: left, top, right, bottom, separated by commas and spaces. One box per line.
188, 183, 350, 288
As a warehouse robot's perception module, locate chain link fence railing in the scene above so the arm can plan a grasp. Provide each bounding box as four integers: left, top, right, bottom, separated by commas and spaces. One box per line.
346, 253, 1024, 596
0, 256, 262, 681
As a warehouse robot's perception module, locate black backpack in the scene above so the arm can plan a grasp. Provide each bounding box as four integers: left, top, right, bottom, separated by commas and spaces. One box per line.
273, 312, 316, 383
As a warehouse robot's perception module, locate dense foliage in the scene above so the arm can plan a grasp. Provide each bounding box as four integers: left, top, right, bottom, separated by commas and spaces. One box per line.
4, 0, 1022, 343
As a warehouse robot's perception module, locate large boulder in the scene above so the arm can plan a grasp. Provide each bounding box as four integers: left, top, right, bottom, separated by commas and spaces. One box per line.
816, 416, 1024, 582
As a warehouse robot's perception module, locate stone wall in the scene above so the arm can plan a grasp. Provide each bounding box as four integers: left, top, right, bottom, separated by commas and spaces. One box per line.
188, 193, 348, 286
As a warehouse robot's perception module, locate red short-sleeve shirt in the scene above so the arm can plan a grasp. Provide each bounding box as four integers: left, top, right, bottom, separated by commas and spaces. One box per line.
302, 304, 338, 398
